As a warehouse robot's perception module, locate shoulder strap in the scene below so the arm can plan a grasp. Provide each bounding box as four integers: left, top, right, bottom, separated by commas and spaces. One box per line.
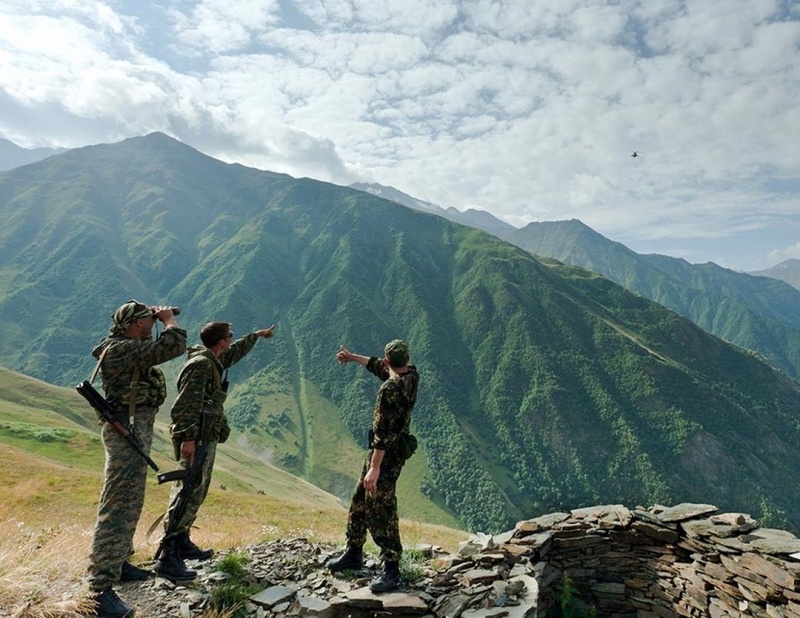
89, 341, 139, 425
180, 353, 222, 394
129, 367, 140, 423
89, 342, 113, 384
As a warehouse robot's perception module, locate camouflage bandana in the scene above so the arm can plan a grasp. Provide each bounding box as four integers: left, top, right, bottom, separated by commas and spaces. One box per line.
111, 299, 152, 331
384, 339, 409, 367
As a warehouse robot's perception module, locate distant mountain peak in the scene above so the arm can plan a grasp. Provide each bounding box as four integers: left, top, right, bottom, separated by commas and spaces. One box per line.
349, 182, 444, 215
0, 138, 66, 172
750, 258, 800, 291
349, 181, 516, 237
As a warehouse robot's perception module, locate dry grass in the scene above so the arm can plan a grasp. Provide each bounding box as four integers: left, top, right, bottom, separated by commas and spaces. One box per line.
0, 520, 94, 617
0, 507, 468, 617
0, 451, 469, 617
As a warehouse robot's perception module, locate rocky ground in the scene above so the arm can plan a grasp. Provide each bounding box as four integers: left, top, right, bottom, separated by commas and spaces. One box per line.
103, 502, 800, 618
112, 535, 532, 617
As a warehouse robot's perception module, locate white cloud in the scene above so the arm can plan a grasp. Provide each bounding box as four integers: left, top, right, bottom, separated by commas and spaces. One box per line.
0, 0, 798, 270
768, 243, 800, 265
293, 0, 459, 37
170, 0, 282, 54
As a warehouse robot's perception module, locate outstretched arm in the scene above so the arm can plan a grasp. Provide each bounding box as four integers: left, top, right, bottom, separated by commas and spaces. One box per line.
219, 324, 275, 368
336, 345, 370, 367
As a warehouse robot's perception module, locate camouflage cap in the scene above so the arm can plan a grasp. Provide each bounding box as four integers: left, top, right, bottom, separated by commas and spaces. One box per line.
112, 299, 152, 328
384, 339, 410, 366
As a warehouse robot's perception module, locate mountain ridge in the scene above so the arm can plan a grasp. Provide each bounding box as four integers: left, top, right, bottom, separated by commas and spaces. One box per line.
3, 133, 800, 533
0, 137, 67, 171
751, 258, 800, 291
349, 183, 800, 381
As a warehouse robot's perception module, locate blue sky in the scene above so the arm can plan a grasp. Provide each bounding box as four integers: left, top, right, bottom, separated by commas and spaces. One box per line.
1, 0, 799, 271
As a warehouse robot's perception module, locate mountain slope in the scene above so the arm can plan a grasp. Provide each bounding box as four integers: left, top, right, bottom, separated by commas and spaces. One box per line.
503, 220, 800, 381
2, 134, 800, 533
350, 184, 800, 382
0, 365, 344, 509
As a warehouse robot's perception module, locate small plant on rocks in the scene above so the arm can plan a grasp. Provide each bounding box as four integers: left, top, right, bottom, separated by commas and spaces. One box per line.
215, 552, 249, 580
207, 552, 256, 618
400, 549, 426, 583
550, 573, 598, 618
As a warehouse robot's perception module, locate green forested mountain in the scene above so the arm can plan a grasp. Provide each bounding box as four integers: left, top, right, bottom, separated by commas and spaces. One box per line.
3, 133, 800, 534
502, 220, 800, 381
351, 184, 800, 382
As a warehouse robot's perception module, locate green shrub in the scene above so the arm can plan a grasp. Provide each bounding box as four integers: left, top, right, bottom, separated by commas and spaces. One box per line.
399, 549, 426, 582
214, 551, 249, 580
207, 552, 255, 618
549, 573, 598, 618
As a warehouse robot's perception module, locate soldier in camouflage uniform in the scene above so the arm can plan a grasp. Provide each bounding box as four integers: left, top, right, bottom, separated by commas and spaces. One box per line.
327, 339, 419, 593
86, 300, 186, 618
154, 321, 275, 579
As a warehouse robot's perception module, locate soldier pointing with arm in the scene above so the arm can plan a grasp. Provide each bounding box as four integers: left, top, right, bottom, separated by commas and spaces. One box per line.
154, 321, 275, 580
327, 339, 419, 593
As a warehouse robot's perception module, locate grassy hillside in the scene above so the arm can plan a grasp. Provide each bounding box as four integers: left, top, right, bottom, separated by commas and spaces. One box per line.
0, 366, 346, 511
0, 366, 458, 525
0, 366, 469, 616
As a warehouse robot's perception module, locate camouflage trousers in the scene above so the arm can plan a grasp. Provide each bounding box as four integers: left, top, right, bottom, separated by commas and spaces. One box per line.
87, 406, 157, 591
345, 452, 404, 562
164, 441, 217, 536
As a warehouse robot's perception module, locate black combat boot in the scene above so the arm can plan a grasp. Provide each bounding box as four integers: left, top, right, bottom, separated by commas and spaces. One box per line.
369, 561, 401, 593
119, 561, 153, 581
176, 531, 214, 561
154, 538, 197, 582
89, 588, 134, 617
326, 544, 364, 572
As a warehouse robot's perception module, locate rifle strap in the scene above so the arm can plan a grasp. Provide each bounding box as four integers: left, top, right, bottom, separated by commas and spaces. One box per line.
146, 510, 167, 546
88, 342, 138, 428
89, 343, 112, 384
129, 368, 140, 427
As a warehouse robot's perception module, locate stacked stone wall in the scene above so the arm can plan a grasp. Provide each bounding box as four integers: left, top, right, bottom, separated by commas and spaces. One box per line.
102, 502, 800, 617
460, 503, 800, 617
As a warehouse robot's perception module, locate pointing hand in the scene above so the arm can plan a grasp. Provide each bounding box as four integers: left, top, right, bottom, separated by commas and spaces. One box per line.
256, 325, 275, 339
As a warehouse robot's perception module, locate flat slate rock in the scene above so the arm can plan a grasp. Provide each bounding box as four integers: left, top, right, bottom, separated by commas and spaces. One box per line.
250, 584, 297, 608
515, 512, 570, 533
381, 592, 430, 614
344, 587, 385, 608
656, 503, 718, 523
570, 504, 632, 527
749, 536, 800, 555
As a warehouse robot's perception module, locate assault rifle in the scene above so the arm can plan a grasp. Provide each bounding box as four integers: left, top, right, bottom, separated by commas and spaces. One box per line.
76, 380, 159, 472
153, 414, 210, 560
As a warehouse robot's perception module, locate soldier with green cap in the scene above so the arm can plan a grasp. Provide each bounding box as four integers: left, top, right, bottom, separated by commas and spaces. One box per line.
327, 339, 419, 593
85, 300, 187, 618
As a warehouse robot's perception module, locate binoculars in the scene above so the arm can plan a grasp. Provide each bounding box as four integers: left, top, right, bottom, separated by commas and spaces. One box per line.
153, 306, 181, 316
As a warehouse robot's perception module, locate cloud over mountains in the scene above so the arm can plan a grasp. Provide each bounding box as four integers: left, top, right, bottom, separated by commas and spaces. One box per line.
1, 0, 799, 270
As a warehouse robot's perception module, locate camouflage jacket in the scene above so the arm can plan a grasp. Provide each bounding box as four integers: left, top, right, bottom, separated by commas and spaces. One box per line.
170, 333, 259, 443
91, 326, 187, 414
366, 356, 419, 453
